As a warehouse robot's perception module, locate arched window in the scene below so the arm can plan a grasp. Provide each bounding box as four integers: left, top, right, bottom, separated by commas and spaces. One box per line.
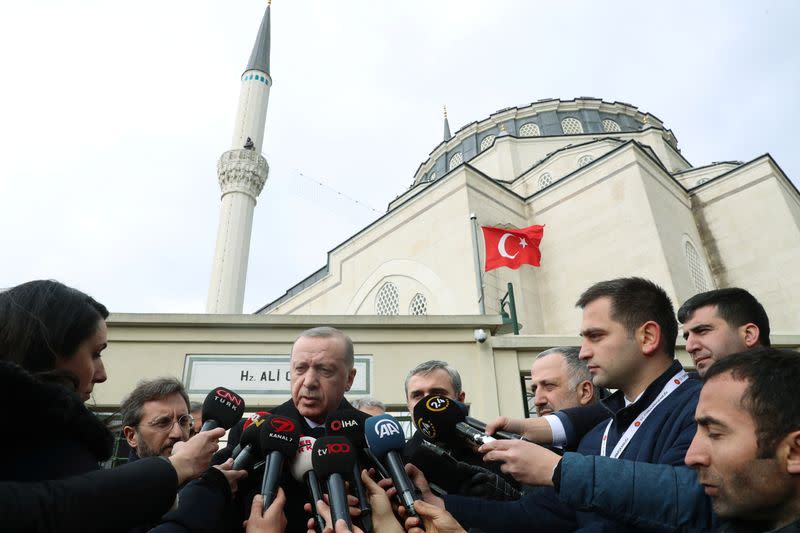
685, 241, 711, 293
375, 282, 400, 315
561, 117, 583, 135
409, 293, 428, 315
696, 177, 710, 186
578, 154, 594, 167
448, 152, 464, 170
538, 172, 552, 190
518, 122, 541, 137
602, 119, 621, 132
479, 135, 496, 151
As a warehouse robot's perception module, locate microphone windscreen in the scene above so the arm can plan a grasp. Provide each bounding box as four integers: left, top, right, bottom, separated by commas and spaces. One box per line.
312, 436, 356, 478
259, 414, 301, 455
243, 411, 271, 431
202, 387, 246, 430
364, 414, 406, 459
412, 395, 466, 443
239, 416, 265, 453
290, 436, 316, 481
325, 408, 369, 447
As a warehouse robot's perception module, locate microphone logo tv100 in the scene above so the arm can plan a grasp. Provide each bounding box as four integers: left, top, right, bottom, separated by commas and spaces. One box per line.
426, 396, 449, 412
316, 441, 351, 456
374, 418, 401, 438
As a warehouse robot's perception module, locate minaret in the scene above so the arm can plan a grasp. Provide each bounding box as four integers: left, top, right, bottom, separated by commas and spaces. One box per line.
207, 3, 272, 313
443, 105, 452, 141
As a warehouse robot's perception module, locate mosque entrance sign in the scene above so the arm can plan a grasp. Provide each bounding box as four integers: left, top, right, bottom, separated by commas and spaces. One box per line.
183, 354, 372, 397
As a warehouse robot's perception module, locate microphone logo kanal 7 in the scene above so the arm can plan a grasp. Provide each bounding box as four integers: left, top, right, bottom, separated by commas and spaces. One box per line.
426, 396, 449, 412
271, 417, 296, 433
374, 418, 401, 438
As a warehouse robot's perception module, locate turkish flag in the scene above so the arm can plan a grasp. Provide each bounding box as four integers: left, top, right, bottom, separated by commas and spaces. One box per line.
481, 225, 544, 271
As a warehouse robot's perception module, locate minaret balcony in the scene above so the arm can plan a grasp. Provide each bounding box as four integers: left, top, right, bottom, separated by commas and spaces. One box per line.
217, 149, 269, 199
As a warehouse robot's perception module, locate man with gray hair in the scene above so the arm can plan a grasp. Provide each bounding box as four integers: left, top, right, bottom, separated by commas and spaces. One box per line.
531, 347, 597, 418
404, 359, 464, 414
352, 396, 386, 417
121, 377, 193, 459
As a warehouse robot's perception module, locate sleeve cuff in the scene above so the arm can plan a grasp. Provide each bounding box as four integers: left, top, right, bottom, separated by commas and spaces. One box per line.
543, 414, 567, 448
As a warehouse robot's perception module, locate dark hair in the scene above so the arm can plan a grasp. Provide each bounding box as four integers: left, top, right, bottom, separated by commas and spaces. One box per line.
121, 377, 190, 428
677, 288, 771, 347
704, 348, 800, 456
576, 277, 678, 357
0, 280, 109, 383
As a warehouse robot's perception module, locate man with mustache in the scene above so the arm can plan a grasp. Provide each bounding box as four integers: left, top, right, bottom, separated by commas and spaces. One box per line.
530, 347, 596, 419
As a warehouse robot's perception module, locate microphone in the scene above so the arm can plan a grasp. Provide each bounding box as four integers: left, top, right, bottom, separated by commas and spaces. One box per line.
259, 414, 301, 510
413, 394, 506, 448
325, 409, 372, 531
290, 436, 325, 533
232, 414, 266, 470
312, 436, 356, 531
464, 415, 522, 441
199, 387, 246, 432
364, 414, 418, 518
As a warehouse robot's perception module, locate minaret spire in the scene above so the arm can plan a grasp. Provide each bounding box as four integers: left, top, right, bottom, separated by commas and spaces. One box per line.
443, 105, 452, 141
207, 4, 273, 314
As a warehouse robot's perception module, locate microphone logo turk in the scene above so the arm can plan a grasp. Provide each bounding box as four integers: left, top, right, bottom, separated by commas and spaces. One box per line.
214, 387, 244, 409
374, 418, 401, 438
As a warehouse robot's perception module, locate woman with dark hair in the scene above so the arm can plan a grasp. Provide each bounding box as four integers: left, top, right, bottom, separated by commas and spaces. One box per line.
0, 280, 226, 532
0, 279, 109, 401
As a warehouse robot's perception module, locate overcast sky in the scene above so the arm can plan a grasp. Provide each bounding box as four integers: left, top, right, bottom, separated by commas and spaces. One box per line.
1, 1, 798, 314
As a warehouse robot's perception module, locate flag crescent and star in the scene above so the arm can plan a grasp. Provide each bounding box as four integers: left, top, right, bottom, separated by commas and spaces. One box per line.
481, 224, 545, 271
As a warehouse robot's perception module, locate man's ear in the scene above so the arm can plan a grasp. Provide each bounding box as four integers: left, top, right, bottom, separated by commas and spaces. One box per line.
122, 426, 138, 448
577, 380, 594, 405
457, 391, 466, 404
782, 430, 800, 475
345, 367, 357, 391
741, 323, 761, 348
639, 321, 662, 356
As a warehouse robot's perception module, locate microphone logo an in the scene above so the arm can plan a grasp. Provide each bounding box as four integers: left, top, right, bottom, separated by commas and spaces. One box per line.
426, 396, 449, 412
271, 417, 296, 433
374, 418, 401, 438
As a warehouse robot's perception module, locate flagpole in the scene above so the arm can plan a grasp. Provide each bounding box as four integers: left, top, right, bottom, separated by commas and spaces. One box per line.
469, 213, 486, 314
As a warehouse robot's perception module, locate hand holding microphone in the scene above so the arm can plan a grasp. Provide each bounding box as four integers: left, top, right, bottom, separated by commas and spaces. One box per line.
311, 436, 357, 530
364, 414, 419, 519
258, 414, 301, 509
200, 387, 246, 432
169, 427, 225, 484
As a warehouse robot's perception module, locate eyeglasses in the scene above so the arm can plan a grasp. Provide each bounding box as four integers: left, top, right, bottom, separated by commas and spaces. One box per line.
144, 414, 195, 433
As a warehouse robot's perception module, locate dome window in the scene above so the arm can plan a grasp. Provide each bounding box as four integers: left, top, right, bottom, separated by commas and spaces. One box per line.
479, 135, 496, 151
602, 119, 621, 132
561, 117, 584, 135
375, 282, 400, 315
409, 293, 428, 315
578, 154, 594, 167
685, 241, 711, 293
538, 172, 552, 190
448, 152, 464, 170
519, 122, 541, 137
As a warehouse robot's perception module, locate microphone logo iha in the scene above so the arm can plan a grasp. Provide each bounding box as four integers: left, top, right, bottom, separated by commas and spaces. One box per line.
374, 419, 401, 438
426, 396, 449, 412
330, 419, 358, 432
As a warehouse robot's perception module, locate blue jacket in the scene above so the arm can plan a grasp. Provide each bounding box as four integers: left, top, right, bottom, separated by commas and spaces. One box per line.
445, 360, 701, 532
557, 453, 715, 532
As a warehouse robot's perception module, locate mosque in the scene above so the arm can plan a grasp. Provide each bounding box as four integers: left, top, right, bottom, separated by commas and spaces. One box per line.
99, 4, 800, 433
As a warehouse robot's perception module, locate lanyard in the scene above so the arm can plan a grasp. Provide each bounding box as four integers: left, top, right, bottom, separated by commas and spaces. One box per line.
600, 370, 689, 458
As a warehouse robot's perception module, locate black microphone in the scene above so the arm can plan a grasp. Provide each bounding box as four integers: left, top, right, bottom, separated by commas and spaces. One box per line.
364, 414, 418, 518
464, 415, 522, 440
233, 415, 265, 470
413, 394, 501, 448
259, 414, 301, 510
199, 387, 246, 432
326, 409, 372, 532
312, 436, 356, 530
290, 436, 325, 533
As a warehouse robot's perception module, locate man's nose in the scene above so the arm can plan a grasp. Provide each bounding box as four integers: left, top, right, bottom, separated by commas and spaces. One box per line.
684, 433, 709, 468
168, 419, 184, 440
685, 334, 700, 354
